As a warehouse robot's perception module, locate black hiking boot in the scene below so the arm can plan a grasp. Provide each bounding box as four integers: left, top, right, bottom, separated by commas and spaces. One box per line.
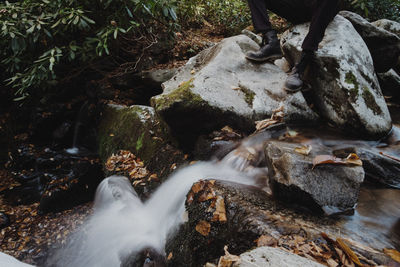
245, 30, 282, 62
284, 51, 314, 92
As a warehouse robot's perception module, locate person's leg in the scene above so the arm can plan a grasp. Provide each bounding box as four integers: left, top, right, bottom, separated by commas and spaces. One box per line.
302, 0, 340, 52
247, 0, 311, 34
285, 0, 340, 92
246, 0, 311, 62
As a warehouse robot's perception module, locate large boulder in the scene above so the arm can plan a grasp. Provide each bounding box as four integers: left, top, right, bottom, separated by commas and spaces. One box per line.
339, 11, 400, 73
265, 140, 365, 215
166, 180, 393, 267
151, 35, 318, 139
236, 247, 324, 267
281, 15, 392, 138
98, 104, 185, 182
98, 104, 176, 163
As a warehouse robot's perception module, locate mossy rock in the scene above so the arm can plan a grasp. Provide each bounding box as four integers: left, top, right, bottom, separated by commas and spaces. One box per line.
98, 104, 179, 166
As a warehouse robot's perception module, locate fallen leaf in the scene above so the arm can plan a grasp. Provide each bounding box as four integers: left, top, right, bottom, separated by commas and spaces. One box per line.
383, 248, 400, 263
256, 235, 278, 247
212, 196, 227, 222
218, 246, 241, 267
326, 258, 339, 267
336, 238, 363, 267
195, 220, 211, 236
167, 252, 173, 260
294, 145, 312, 156
312, 153, 362, 169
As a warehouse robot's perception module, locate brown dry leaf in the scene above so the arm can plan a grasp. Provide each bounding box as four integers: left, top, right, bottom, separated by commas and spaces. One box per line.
383, 248, 400, 263
198, 190, 216, 202
212, 196, 227, 222
336, 238, 363, 267
167, 252, 173, 260
195, 220, 211, 236
256, 235, 278, 247
191, 181, 205, 194
345, 153, 363, 166
218, 246, 241, 267
326, 258, 339, 267
312, 153, 362, 169
255, 119, 280, 132
294, 145, 312, 156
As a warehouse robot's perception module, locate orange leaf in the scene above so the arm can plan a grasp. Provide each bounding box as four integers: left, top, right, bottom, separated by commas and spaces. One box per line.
313, 154, 362, 169
336, 238, 363, 267
383, 248, 400, 263
195, 220, 211, 236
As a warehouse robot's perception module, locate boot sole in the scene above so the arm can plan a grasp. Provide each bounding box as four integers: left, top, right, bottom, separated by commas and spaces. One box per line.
245, 54, 283, 63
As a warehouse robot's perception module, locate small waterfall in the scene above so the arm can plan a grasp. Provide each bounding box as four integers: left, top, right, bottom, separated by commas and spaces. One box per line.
66, 101, 89, 155
48, 161, 256, 267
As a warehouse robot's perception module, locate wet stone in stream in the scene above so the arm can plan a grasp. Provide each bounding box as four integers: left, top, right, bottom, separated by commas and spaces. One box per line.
4, 144, 103, 214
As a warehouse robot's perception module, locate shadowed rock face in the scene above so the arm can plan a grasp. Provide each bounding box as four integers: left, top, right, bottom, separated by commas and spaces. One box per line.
120, 247, 166, 267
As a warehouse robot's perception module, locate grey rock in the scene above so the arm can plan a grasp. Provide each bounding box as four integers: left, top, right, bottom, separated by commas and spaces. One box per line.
372, 19, 400, 38
166, 180, 392, 267
241, 29, 262, 46
339, 11, 400, 72
333, 145, 400, 189
378, 69, 400, 100
281, 15, 392, 138
265, 140, 365, 215
235, 246, 324, 267
151, 35, 318, 136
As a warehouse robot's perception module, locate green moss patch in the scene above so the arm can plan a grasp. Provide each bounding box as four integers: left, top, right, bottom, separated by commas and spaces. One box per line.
239, 85, 255, 107
362, 86, 382, 115
345, 72, 359, 101
153, 78, 206, 111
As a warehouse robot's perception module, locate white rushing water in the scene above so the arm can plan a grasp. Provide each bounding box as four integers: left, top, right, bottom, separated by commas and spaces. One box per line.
47, 161, 256, 267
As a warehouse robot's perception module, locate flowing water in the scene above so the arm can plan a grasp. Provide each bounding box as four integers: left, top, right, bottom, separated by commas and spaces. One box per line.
48, 123, 400, 266
47, 163, 257, 267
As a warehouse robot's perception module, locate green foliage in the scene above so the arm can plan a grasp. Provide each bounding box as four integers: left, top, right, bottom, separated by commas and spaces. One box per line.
176, 0, 251, 35
0, 0, 179, 100
348, 0, 400, 22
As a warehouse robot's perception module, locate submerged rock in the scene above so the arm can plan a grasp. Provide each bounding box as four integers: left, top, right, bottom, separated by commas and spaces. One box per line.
339, 11, 400, 73
151, 35, 317, 138
236, 246, 324, 267
281, 15, 392, 138
265, 140, 364, 215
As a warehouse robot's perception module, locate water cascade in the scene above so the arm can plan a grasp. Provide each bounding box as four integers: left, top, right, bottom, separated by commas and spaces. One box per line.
47, 162, 257, 267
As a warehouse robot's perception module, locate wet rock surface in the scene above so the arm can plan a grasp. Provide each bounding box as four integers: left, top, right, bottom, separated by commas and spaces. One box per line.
333, 145, 400, 189
281, 15, 392, 138
166, 180, 395, 267
4, 145, 103, 213
265, 140, 364, 215
151, 35, 318, 140
339, 11, 400, 73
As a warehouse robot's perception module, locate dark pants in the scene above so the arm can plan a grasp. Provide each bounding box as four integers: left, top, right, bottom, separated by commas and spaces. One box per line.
247, 0, 339, 51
